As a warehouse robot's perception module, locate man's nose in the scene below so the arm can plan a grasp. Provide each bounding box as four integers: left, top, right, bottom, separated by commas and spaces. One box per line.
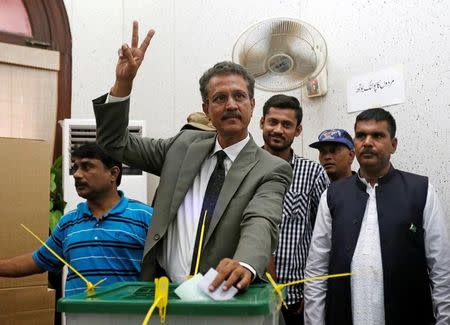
273, 123, 283, 133
321, 152, 333, 160
362, 135, 373, 146
225, 96, 238, 109
73, 168, 83, 179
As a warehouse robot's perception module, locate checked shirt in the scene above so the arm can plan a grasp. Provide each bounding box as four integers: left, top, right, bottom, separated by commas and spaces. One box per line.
275, 153, 329, 305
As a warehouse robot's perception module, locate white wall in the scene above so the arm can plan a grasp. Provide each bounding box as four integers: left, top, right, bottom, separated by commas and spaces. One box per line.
64, 0, 449, 232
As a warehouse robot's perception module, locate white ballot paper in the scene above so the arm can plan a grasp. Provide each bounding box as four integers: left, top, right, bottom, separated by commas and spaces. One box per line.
174, 273, 210, 301
197, 268, 239, 301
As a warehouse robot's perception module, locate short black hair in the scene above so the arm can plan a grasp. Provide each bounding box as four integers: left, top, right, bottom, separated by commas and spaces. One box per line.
199, 61, 255, 103
262, 94, 303, 125
71, 143, 123, 186
355, 108, 397, 138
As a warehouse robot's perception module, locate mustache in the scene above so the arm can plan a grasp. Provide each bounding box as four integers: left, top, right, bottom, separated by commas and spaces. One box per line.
75, 181, 88, 187
221, 111, 242, 120
270, 134, 285, 140
360, 148, 376, 155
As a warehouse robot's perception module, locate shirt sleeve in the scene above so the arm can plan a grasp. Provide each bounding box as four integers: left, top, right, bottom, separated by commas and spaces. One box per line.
107, 93, 130, 103
310, 168, 330, 225
304, 190, 331, 325
32, 223, 66, 273
423, 183, 450, 324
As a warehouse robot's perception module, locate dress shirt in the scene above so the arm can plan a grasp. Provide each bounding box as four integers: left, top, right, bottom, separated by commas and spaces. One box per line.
351, 180, 385, 325
304, 182, 450, 325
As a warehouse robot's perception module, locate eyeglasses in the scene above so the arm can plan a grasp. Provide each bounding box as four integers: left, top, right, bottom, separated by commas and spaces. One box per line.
209, 91, 250, 105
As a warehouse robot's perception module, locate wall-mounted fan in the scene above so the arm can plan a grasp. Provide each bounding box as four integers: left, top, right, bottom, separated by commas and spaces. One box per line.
232, 17, 327, 97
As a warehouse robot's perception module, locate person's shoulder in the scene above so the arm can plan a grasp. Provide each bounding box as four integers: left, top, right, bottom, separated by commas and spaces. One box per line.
256, 146, 290, 168
293, 155, 326, 174
394, 168, 427, 181
178, 129, 216, 140
55, 205, 85, 229
331, 173, 356, 186
125, 198, 153, 213
294, 155, 321, 166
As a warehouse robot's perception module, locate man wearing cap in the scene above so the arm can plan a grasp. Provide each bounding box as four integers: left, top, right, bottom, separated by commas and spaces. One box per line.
304, 108, 450, 324
260, 94, 329, 325
309, 129, 355, 182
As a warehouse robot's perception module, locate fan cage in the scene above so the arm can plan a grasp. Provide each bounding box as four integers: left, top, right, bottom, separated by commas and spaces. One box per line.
232, 17, 327, 91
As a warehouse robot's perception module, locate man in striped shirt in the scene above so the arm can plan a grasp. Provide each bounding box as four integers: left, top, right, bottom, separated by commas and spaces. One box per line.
0, 143, 153, 295
260, 94, 329, 325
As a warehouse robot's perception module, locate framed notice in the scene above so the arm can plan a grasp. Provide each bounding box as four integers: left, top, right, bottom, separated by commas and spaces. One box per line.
347, 64, 405, 113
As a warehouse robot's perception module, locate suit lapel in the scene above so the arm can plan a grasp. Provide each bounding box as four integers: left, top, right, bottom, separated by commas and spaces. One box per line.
169, 137, 215, 217
205, 138, 259, 243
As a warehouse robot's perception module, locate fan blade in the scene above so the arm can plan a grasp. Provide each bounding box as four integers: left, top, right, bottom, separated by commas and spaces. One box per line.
239, 48, 268, 77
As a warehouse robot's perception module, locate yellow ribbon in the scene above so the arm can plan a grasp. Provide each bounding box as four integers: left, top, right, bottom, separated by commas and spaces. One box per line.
21, 224, 106, 294
142, 276, 169, 325
186, 210, 208, 280
193, 210, 207, 276
266, 272, 352, 309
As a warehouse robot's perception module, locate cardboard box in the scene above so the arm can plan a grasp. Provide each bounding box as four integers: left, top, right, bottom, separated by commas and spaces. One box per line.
0, 138, 51, 289
0, 286, 55, 324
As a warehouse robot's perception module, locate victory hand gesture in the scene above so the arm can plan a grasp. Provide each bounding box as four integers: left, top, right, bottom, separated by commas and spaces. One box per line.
111, 21, 155, 97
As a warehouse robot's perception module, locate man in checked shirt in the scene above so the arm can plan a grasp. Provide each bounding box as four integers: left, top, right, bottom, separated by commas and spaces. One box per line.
260, 94, 329, 325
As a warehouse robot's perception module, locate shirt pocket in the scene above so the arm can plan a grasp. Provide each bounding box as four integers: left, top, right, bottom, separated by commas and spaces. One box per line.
282, 191, 310, 221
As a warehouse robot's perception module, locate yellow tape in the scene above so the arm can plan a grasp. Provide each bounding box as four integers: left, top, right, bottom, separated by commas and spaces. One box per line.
266, 272, 287, 309
265, 272, 352, 309
142, 296, 161, 325
193, 210, 208, 276
21, 224, 106, 293
278, 272, 352, 290
142, 276, 169, 325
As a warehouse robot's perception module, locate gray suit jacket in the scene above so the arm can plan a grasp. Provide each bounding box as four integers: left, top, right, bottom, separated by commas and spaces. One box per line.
93, 94, 292, 280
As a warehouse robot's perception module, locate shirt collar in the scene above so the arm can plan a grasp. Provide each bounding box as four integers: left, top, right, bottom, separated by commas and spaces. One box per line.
289, 149, 296, 166
211, 134, 250, 162
77, 190, 128, 218
357, 171, 378, 189
357, 164, 395, 189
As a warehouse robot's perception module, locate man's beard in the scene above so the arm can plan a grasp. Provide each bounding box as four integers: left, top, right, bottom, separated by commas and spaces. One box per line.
263, 133, 294, 152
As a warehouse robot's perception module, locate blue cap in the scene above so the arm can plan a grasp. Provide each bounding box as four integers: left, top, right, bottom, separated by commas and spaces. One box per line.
309, 129, 354, 150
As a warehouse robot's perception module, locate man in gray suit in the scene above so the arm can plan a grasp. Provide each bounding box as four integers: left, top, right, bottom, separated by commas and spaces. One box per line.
93, 21, 292, 292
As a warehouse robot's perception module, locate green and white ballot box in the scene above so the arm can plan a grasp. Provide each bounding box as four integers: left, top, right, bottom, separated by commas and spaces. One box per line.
58, 282, 280, 325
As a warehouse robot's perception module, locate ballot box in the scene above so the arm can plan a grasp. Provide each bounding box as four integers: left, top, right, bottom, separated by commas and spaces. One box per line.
58, 281, 279, 325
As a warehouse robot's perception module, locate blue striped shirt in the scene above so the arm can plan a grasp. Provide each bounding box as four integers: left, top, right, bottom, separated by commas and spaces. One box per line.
32, 191, 152, 296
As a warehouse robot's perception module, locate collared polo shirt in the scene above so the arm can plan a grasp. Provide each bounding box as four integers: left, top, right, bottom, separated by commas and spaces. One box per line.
32, 191, 152, 295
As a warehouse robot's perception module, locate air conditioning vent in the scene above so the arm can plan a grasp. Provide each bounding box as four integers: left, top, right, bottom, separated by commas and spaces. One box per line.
68, 124, 143, 175
62, 119, 148, 213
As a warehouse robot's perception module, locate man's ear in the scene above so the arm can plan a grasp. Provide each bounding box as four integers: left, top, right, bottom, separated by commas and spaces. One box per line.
295, 124, 302, 137
110, 166, 120, 183
250, 97, 255, 111
202, 102, 209, 117
349, 149, 356, 163
259, 116, 265, 130
391, 137, 398, 154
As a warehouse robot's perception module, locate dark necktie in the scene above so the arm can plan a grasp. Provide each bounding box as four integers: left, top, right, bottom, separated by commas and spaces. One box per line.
190, 150, 227, 275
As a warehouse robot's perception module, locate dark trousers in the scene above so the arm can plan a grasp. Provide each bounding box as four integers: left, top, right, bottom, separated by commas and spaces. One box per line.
281, 301, 304, 325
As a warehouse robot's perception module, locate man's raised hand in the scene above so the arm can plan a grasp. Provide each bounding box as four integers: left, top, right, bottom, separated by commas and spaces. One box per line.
111, 21, 155, 97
